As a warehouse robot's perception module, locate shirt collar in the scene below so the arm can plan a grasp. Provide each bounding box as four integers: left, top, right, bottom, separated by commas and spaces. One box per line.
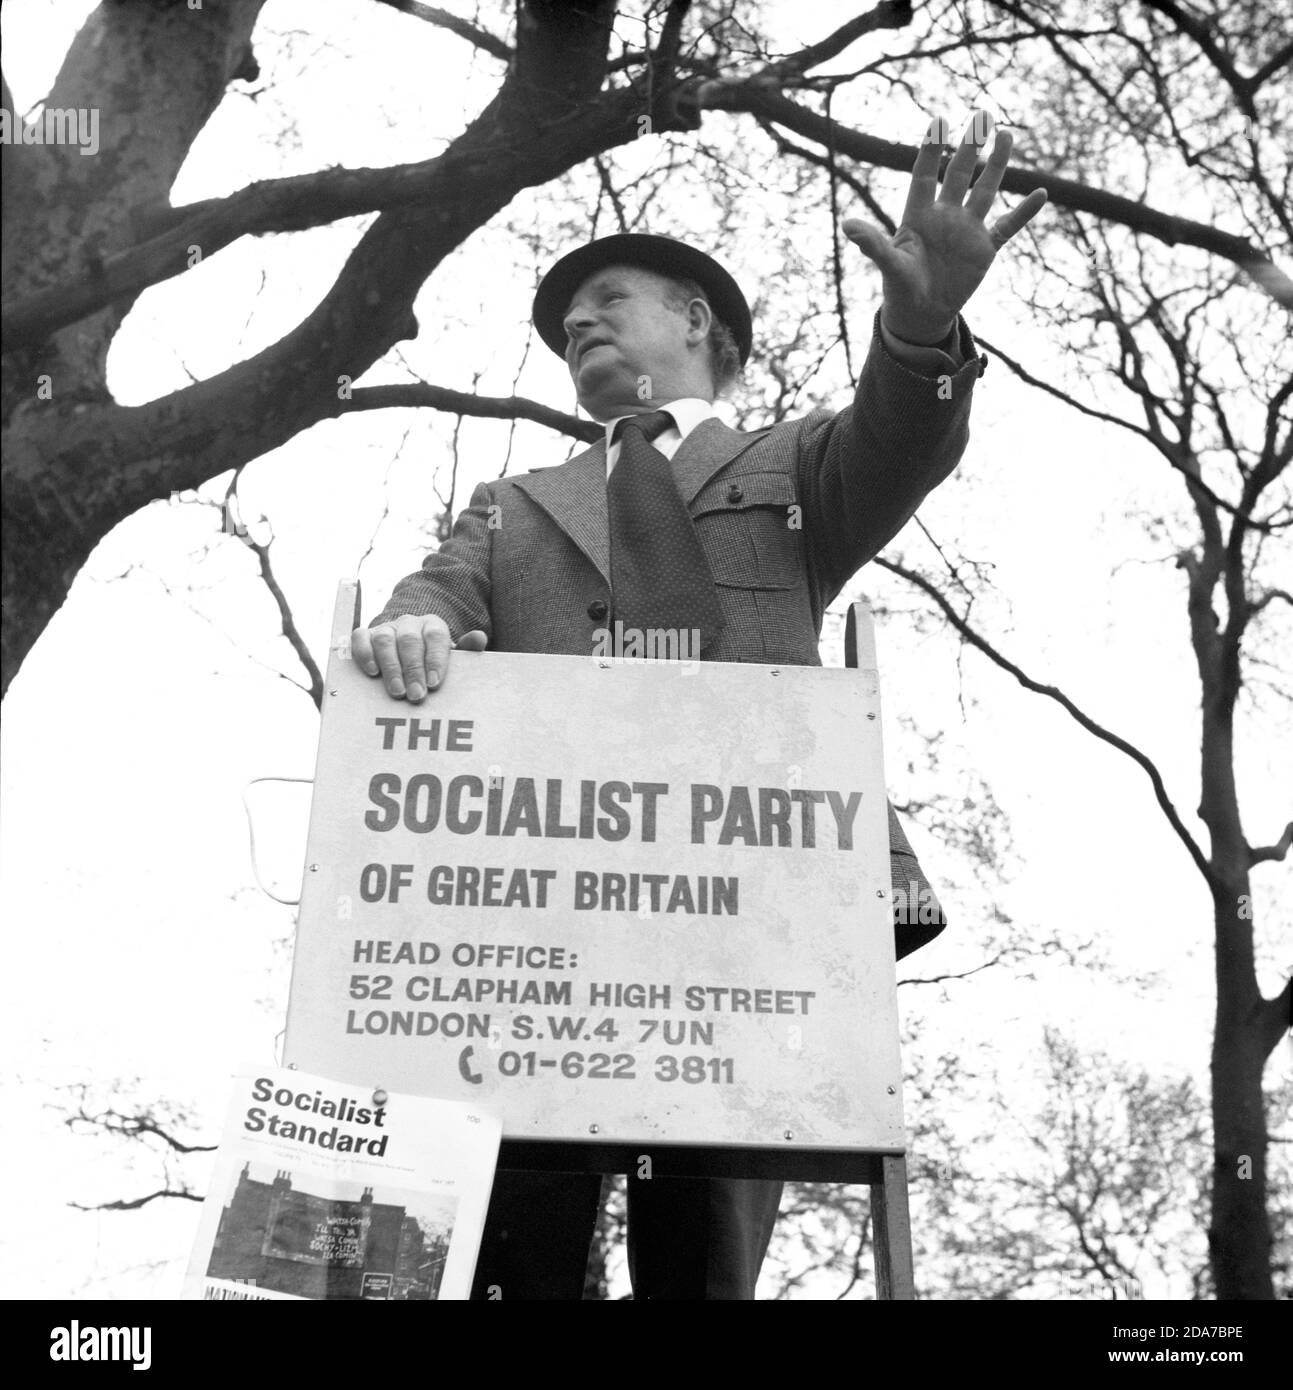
602, 398, 718, 451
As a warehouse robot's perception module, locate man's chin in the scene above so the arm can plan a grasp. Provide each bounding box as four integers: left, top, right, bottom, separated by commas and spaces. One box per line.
574, 371, 637, 422
580, 400, 621, 424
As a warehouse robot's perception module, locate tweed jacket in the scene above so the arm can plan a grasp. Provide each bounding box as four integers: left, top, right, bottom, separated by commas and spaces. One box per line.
372, 315, 983, 956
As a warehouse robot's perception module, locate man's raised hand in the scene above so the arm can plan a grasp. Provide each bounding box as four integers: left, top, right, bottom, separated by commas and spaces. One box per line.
351, 613, 488, 703
842, 112, 1047, 346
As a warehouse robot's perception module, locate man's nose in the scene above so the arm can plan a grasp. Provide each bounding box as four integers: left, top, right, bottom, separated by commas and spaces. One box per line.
563, 305, 596, 341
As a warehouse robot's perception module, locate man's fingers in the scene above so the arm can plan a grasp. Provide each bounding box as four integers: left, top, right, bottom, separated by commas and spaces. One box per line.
964, 129, 1013, 220
454, 630, 489, 652
413, 618, 454, 701
991, 187, 1048, 245
351, 627, 379, 676
369, 624, 407, 696
358, 616, 456, 700
937, 112, 991, 206
901, 119, 946, 222
354, 615, 463, 702
841, 218, 902, 276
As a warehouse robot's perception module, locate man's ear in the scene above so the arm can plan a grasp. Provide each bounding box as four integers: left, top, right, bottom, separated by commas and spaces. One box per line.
686, 296, 713, 344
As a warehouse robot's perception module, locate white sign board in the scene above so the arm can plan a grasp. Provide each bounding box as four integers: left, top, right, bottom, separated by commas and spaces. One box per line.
285, 585, 903, 1153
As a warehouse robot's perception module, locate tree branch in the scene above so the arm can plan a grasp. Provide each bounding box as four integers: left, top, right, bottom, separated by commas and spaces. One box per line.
1251, 588, 1293, 615
13, 21, 1289, 352
758, 0, 914, 84
757, 119, 896, 233
70, 1188, 203, 1212
692, 84, 1293, 308
594, 154, 631, 232
823, 91, 854, 380
1141, 0, 1260, 115
898, 949, 1010, 987
222, 477, 325, 710
874, 556, 1218, 888
1258, 977, 1292, 1061
5, 155, 498, 351
63, 1104, 214, 1155
512, 0, 617, 112
4, 0, 699, 690
974, 334, 1283, 534
373, 0, 512, 61
653, 0, 691, 73
1248, 821, 1293, 867
338, 383, 600, 442
1249, 37, 1293, 92
6, 85, 643, 512
2, 1, 632, 351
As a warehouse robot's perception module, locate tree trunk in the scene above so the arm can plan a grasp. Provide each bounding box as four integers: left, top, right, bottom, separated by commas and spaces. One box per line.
1193, 556, 1286, 1298
2, 0, 265, 692
1209, 886, 1276, 1299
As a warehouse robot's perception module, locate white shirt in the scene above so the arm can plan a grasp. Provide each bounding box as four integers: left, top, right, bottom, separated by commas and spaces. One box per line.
602, 398, 718, 474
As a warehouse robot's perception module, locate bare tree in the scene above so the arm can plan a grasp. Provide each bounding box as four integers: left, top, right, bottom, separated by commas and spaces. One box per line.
821, 0, 1291, 1300
5, 1, 1289, 694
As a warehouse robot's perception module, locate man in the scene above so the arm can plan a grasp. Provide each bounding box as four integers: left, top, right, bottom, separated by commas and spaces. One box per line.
353, 114, 1045, 1299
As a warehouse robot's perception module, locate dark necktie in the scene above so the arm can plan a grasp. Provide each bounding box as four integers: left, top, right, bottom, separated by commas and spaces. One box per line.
607, 411, 725, 656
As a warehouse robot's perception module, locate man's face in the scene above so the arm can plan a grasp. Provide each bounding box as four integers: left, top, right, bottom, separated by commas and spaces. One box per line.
562, 265, 704, 420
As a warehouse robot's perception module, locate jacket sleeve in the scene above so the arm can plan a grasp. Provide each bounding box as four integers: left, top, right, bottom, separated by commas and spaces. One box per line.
367, 480, 495, 639
795, 311, 983, 603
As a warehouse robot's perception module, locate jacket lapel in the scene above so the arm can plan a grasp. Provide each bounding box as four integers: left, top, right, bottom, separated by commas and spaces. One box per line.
510, 418, 773, 586
512, 441, 611, 585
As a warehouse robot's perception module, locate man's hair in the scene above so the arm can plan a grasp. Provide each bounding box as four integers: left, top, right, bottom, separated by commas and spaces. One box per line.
661, 275, 743, 396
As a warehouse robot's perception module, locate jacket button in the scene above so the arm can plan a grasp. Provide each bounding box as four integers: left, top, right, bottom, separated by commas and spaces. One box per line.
727, 484, 744, 504
587, 599, 608, 620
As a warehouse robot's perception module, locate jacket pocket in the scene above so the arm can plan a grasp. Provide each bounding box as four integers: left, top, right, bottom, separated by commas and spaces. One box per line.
691, 471, 802, 590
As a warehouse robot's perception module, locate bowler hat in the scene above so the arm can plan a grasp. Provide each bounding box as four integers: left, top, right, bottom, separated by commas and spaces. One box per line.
532, 233, 753, 364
